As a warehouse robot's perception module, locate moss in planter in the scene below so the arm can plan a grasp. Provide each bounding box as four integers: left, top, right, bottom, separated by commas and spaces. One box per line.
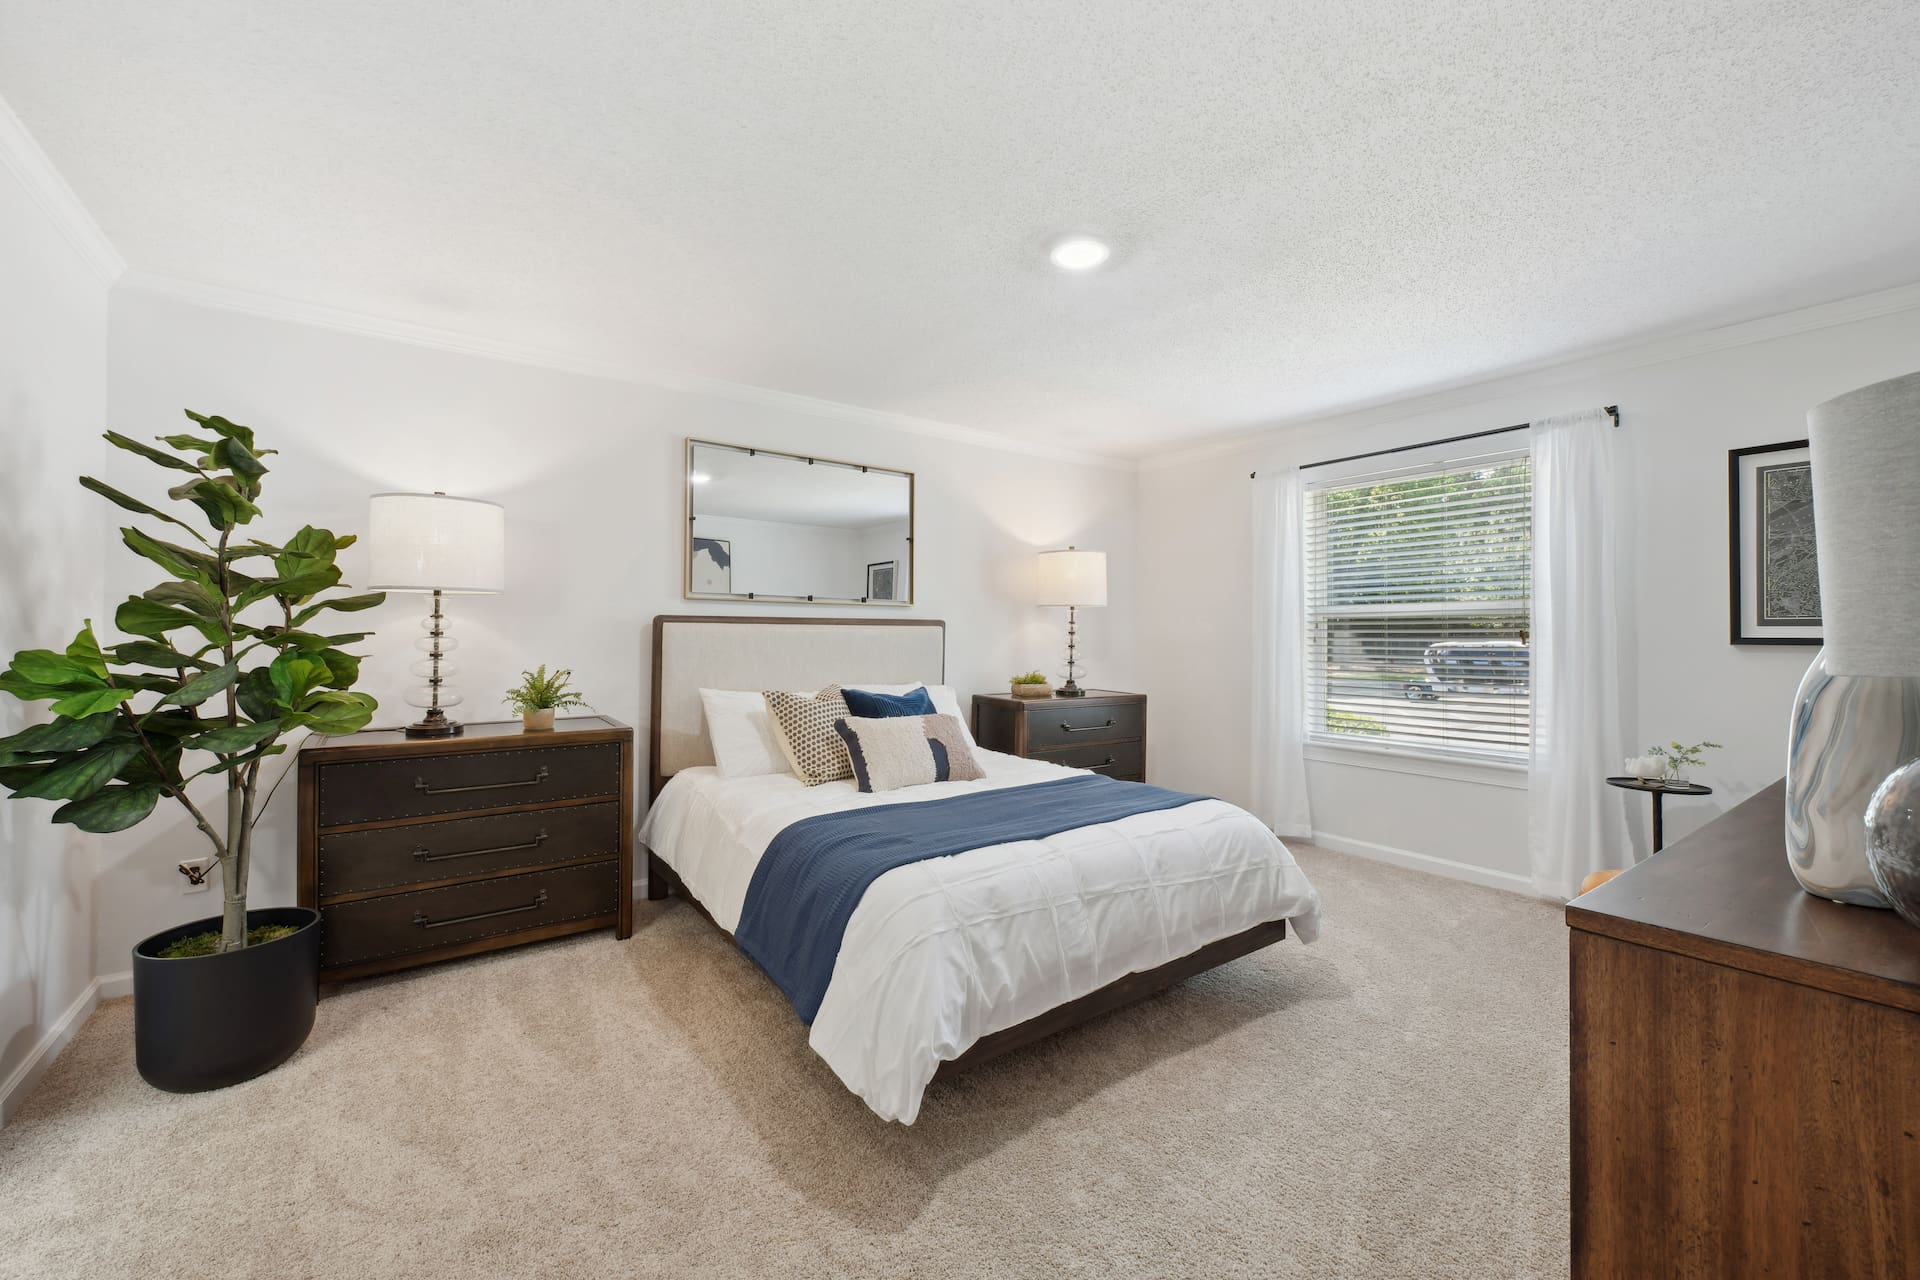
157, 923, 301, 959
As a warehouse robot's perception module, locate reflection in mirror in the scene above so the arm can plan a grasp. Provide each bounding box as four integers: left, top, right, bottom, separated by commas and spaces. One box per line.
686, 440, 914, 604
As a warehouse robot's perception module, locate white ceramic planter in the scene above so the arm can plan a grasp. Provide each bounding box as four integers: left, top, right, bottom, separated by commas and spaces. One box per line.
1626, 755, 1664, 781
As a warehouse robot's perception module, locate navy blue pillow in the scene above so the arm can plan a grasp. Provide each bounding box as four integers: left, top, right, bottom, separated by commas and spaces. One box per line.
841, 686, 937, 719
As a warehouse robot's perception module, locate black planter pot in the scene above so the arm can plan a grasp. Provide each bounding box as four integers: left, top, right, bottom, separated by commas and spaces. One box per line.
132, 906, 321, 1093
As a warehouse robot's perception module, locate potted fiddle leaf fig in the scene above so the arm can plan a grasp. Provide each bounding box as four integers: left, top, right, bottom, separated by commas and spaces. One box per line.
0, 412, 385, 1092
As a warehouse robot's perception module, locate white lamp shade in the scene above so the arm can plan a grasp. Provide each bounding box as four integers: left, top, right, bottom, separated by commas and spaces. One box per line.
1036, 548, 1107, 607
1807, 370, 1920, 677
367, 492, 506, 594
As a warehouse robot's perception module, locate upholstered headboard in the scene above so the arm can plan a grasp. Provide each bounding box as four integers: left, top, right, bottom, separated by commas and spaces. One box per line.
649, 615, 946, 798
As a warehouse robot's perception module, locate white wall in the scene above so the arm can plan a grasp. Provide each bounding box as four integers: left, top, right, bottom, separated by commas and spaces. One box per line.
1139, 299, 1920, 891
94, 284, 1138, 975
0, 155, 109, 1111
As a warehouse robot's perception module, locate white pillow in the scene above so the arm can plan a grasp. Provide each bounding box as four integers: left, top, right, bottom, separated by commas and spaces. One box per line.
843, 684, 977, 747
699, 688, 811, 778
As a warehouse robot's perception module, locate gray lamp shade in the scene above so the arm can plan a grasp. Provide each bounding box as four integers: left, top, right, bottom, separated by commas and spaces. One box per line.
1807, 370, 1920, 678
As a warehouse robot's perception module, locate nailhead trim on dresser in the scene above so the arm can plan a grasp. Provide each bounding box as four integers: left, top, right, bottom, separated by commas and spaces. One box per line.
297, 717, 635, 983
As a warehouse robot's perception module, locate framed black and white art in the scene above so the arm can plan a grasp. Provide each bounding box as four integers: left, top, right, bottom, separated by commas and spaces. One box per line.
690, 537, 732, 594
1729, 439, 1821, 645
866, 560, 897, 602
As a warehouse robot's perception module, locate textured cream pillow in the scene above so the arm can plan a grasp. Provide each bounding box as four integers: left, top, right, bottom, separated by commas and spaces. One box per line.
832, 713, 985, 793
763, 685, 853, 785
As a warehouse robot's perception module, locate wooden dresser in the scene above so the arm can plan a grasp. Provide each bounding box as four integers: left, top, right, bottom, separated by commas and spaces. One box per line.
1567, 779, 1920, 1279
971, 690, 1146, 782
297, 716, 633, 982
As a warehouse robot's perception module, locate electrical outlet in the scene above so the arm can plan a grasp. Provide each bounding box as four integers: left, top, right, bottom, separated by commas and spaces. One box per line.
177, 857, 214, 894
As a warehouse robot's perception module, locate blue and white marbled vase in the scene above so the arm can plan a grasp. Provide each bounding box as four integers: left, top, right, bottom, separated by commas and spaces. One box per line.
1785, 648, 1920, 907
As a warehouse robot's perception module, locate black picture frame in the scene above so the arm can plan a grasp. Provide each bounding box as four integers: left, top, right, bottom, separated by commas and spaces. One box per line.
1728, 439, 1821, 646
866, 560, 897, 603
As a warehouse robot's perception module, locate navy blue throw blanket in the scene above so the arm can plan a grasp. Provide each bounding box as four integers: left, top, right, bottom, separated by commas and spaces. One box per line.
734, 774, 1210, 1024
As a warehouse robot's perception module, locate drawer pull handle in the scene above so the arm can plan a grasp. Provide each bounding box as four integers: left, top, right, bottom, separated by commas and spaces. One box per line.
1060, 719, 1117, 734
414, 766, 550, 796
412, 830, 548, 863
412, 891, 548, 930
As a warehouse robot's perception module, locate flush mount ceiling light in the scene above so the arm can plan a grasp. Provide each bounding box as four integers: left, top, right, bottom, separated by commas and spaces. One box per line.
1048, 235, 1110, 272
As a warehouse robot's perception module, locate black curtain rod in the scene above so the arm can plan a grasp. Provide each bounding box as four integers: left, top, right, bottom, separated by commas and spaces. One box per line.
1252, 405, 1619, 479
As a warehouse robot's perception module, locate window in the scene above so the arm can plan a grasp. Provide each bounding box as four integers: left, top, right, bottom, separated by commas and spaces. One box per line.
1303, 449, 1532, 761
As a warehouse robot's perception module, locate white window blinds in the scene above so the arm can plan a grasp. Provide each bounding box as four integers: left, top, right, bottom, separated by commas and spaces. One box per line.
1303, 448, 1533, 760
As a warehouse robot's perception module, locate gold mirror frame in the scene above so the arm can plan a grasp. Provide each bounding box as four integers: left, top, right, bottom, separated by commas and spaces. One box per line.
683, 438, 916, 606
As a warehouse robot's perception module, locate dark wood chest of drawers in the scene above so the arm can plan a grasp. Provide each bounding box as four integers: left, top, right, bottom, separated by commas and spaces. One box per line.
1567, 780, 1920, 1278
971, 690, 1146, 781
298, 716, 633, 982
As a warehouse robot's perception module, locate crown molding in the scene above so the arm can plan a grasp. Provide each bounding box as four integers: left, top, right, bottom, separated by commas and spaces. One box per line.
104, 252, 1920, 476
0, 94, 124, 284
1139, 278, 1920, 470
115, 272, 1135, 471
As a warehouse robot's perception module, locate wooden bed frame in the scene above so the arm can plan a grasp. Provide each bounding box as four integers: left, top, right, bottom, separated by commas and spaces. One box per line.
641, 613, 1289, 1078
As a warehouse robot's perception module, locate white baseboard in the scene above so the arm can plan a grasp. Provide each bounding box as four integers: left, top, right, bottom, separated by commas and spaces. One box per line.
97, 969, 133, 1000
1, 977, 103, 1126
1308, 830, 1536, 896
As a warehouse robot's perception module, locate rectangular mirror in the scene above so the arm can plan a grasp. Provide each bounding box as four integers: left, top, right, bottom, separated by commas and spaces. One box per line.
685, 439, 914, 605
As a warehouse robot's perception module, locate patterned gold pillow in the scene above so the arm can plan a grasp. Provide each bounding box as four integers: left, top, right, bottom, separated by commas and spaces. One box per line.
763, 685, 853, 785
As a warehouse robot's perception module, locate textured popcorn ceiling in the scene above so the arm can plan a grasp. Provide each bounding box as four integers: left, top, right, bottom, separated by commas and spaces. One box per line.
3, 1, 1917, 457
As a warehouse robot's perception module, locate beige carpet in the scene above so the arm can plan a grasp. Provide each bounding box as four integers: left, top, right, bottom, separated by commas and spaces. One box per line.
0, 847, 1569, 1279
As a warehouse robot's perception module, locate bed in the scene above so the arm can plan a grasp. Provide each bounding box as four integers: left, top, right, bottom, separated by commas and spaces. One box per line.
639, 614, 1322, 1122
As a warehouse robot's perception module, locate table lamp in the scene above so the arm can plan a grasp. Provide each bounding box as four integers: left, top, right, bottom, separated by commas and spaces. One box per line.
1786, 370, 1920, 908
368, 491, 506, 738
1036, 547, 1107, 698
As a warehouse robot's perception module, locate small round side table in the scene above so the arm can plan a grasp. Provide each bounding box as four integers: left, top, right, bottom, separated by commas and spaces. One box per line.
1605, 776, 1713, 852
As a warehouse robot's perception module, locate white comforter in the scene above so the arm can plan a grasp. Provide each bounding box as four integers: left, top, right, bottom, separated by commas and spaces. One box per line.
637, 751, 1322, 1123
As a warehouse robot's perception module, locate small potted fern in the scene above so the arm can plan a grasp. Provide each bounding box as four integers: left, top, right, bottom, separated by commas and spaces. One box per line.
1010, 670, 1052, 700
505, 665, 589, 731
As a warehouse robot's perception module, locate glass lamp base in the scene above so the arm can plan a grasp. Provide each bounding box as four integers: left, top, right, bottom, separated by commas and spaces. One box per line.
403, 593, 464, 738
1785, 648, 1920, 906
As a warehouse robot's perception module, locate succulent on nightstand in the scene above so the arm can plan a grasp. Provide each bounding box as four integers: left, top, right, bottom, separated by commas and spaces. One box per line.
1010, 670, 1052, 699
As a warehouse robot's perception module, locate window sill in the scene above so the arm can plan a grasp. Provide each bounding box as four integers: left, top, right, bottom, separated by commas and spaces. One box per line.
1304, 739, 1529, 790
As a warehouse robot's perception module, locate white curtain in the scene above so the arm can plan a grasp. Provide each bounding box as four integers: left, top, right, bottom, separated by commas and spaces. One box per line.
1529, 408, 1633, 898
1251, 469, 1313, 839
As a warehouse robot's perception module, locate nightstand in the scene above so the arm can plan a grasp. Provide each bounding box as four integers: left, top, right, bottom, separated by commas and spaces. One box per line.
971, 690, 1147, 781
296, 716, 633, 982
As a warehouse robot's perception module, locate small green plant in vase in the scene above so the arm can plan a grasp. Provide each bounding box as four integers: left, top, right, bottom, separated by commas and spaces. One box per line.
505, 665, 590, 731
1648, 740, 1721, 785
1011, 670, 1052, 699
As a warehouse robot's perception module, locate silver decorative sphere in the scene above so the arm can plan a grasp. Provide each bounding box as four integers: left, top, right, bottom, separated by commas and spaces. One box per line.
1865, 759, 1920, 929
